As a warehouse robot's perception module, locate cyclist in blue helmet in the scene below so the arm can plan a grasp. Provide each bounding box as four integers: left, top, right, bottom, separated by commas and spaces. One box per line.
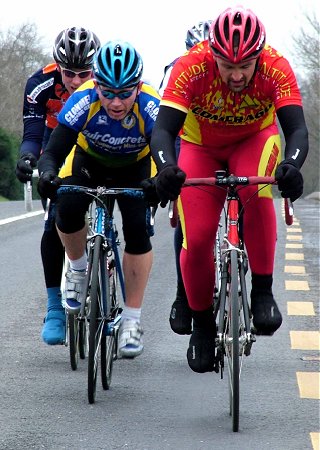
37, 40, 161, 358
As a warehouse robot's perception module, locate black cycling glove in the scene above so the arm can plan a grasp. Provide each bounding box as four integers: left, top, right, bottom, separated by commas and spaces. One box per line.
275, 159, 303, 202
140, 177, 160, 207
155, 165, 186, 207
37, 171, 61, 200
15, 153, 37, 183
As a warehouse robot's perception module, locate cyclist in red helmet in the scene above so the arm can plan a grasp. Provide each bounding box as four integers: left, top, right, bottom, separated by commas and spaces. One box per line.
15, 27, 100, 346
149, 6, 308, 373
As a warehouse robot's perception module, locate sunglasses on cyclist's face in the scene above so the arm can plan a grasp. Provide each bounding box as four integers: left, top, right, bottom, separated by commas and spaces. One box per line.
61, 68, 92, 79
98, 85, 137, 100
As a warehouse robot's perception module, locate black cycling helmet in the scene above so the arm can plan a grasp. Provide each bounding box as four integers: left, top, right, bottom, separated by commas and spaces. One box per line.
185, 20, 213, 50
53, 27, 101, 70
93, 40, 143, 89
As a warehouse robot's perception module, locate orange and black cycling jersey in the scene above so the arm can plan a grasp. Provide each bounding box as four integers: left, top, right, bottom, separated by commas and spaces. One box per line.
161, 41, 303, 147
20, 63, 69, 158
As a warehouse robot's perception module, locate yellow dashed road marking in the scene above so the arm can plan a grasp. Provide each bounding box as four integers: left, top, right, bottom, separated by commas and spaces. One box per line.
285, 253, 304, 260
285, 280, 310, 290
286, 243, 303, 248
296, 372, 320, 399
287, 235, 303, 241
284, 214, 320, 447
285, 265, 306, 274
290, 331, 320, 350
287, 302, 315, 315
310, 432, 319, 450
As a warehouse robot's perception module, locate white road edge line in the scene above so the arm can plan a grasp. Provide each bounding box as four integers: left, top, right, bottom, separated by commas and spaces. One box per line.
0, 209, 43, 225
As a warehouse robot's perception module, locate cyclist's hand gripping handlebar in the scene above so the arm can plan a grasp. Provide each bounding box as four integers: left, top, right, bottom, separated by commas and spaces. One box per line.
16, 153, 37, 183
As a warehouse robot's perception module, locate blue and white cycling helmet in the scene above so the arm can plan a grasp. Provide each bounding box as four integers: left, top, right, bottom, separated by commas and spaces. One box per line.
93, 40, 143, 89
185, 20, 213, 50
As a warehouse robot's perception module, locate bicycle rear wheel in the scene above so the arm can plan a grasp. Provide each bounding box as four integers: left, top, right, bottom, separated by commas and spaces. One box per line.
88, 235, 105, 404
225, 249, 240, 432
101, 252, 119, 390
78, 319, 87, 360
68, 314, 79, 370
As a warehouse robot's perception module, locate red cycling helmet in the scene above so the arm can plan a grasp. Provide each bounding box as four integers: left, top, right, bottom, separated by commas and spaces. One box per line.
209, 6, 266, 63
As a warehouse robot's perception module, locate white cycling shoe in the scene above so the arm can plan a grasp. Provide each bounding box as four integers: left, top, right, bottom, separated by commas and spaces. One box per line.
118, 319, 144, 358
64, 269, 86, 314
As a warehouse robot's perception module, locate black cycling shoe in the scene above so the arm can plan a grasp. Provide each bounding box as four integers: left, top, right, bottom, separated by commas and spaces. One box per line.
169, 286, 192, 335
187, 307, 216, 373
251, 292, 282, 336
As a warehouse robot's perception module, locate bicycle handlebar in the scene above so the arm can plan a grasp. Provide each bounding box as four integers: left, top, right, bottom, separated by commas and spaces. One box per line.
57, 185, 157, 226
169, 174, 294, 226
183, 174, 276, 187
57, 185, 144, 198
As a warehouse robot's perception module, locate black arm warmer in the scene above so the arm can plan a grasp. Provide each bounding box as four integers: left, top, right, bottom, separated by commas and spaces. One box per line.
150, 106, 187, 170
277, 105, 309, 169
38, 124, 79, 175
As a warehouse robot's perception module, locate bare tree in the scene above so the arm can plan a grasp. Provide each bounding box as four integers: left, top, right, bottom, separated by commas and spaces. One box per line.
0, 23, 51, 137
291, 12, 319, 194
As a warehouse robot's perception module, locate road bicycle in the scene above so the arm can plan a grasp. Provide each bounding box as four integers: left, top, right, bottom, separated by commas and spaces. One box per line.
170, 171, 293, 432
57, 185, 153, 404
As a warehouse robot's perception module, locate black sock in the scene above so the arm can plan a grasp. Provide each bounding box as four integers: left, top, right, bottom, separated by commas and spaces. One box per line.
192, 305, 215, 331
251, 273, 273, 296
176, 281, 187, 300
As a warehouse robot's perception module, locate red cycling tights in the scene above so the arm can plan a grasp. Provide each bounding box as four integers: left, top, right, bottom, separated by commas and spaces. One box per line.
178, 125, 280, 311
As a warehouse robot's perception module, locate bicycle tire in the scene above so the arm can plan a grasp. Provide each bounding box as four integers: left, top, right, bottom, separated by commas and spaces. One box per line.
68, 313, 79, 371
88, 235, 105, 404
230, 249, 240, 432
101, 335, 115, 390
78, 319, 87, 360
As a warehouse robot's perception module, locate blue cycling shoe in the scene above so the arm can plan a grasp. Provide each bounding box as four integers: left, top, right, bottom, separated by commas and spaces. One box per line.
41, 309, 66, 345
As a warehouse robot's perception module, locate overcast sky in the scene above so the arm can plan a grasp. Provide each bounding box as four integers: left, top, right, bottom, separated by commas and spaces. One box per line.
1, 0, 318, 87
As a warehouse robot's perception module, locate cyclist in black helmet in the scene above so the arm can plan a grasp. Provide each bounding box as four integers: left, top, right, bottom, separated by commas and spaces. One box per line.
37, 40, 161, 358
15, 27, 100, 346
158, 21, 212, 336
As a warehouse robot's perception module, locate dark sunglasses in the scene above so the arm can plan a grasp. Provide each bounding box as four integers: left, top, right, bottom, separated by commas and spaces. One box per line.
99, 85, 136, 100
61, 68, 92, 79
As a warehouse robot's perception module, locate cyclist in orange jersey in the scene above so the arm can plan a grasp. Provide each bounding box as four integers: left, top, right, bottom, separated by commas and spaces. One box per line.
149, 6, 308, 373
15, 27, 100, 345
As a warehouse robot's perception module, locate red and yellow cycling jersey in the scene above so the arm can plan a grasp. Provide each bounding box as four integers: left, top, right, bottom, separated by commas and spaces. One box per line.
161, 41, 302, 147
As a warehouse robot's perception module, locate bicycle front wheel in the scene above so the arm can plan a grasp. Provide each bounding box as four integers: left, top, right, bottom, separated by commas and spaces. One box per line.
226, 249, 240, 432
87, 235, 105, 404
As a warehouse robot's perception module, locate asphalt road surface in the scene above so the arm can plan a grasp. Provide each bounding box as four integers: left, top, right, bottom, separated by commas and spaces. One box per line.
0, 197, 319, 450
